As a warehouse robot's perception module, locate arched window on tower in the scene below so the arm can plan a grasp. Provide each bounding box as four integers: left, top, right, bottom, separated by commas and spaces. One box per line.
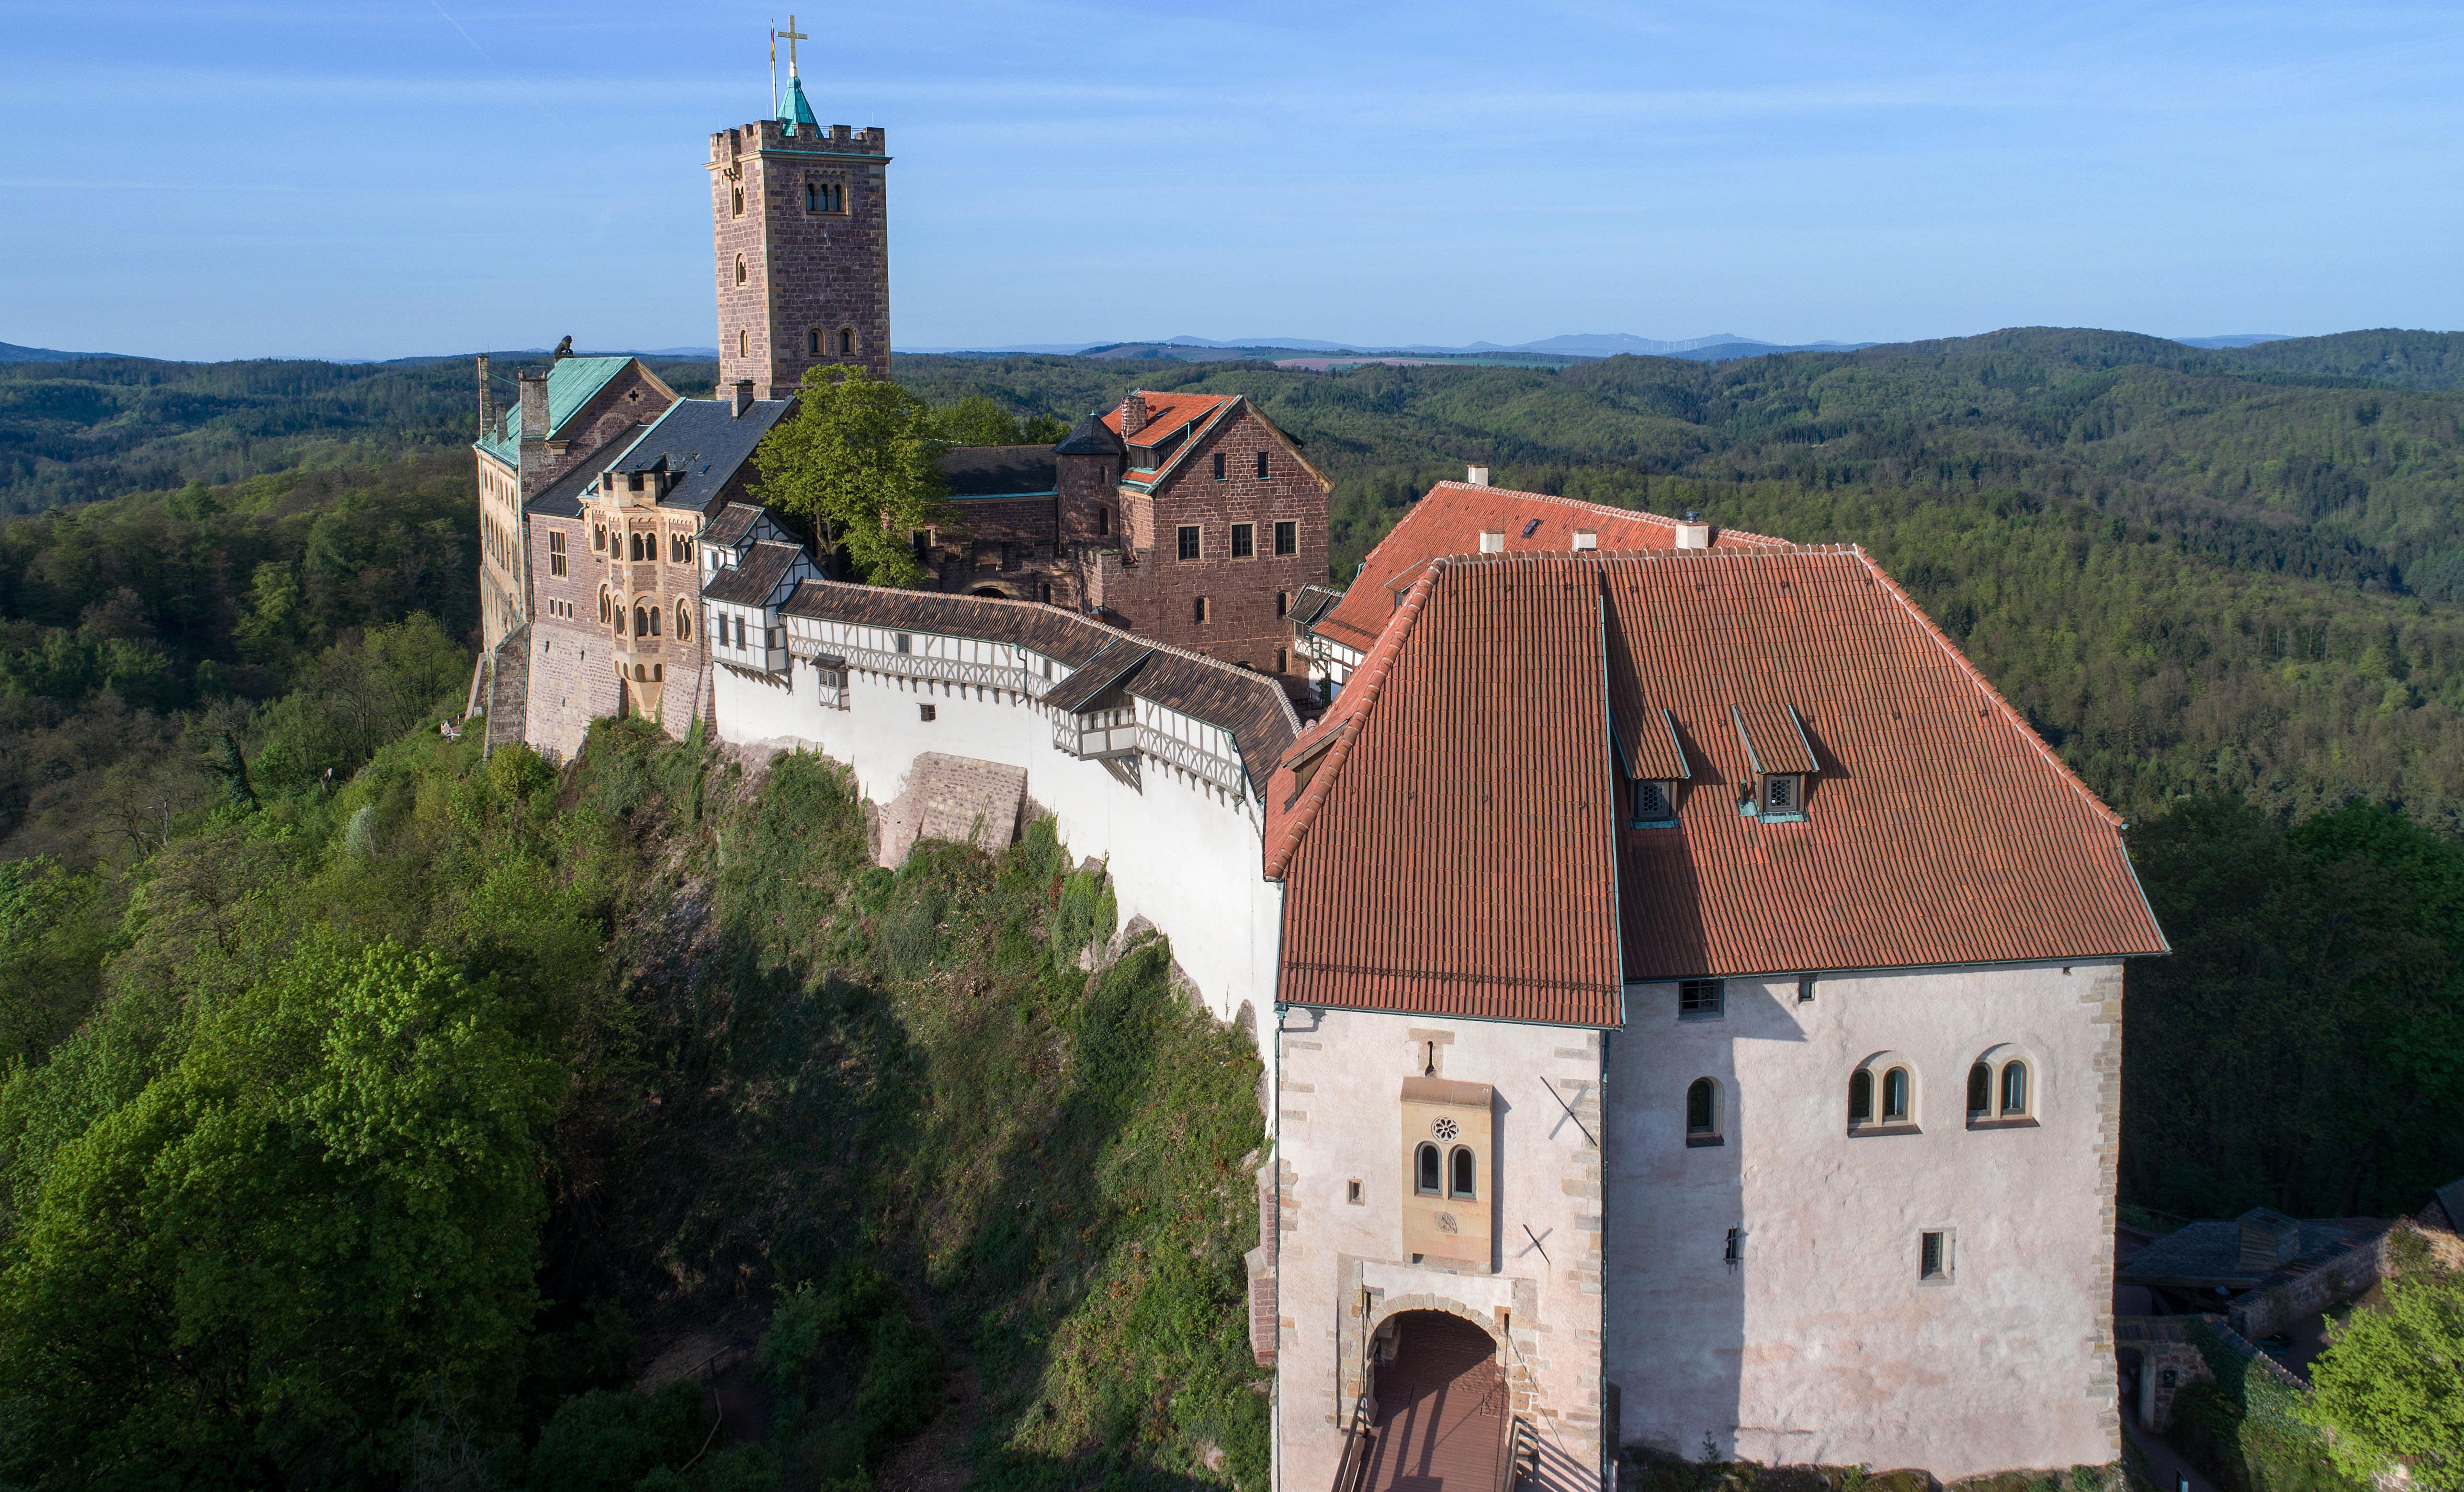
676, 601, 691, 641
634, 605, 650, 637
1448, 1146, 1475, 1199
804, 182, 817, 212
646, 606, 660, 637
735, 254, 747, 286
839, 328, 854, 356
598, 588, 610, 625
1415, 1142, 1440, 1196
739, 330, 749, 358
731, 184, 744, 216
1686, 1077, 1721, 1145
613, 604, 626, 637
1847, 1068, 1873, 1125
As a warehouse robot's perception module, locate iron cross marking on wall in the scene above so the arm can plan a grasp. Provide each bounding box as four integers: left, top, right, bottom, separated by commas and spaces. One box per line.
1544, 1080, 1597, 1147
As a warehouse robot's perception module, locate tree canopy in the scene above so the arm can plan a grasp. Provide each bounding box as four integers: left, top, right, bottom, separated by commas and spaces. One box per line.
752, 366, 951, 587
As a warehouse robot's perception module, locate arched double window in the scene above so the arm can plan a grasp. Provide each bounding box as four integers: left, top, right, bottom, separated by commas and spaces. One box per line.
1686, 1077, 1722, 1146
1448, 1146, 1475, 1199
675, 601, 692, 641
1967, 1048, 2034, 1123
1849, 1055, 1917, 1130
1415, 1142, 1440, 1196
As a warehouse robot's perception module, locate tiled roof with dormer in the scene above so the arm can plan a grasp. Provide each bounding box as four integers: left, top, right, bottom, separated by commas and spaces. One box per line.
1263, 546, 2166, 1024
1105, 392, 1237, 487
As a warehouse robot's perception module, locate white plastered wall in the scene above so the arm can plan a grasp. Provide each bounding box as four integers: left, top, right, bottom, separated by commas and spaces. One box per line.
1602, 961, 2125, 1478
1273, 1007, 1609, 1492
710, 644, 1282, 1031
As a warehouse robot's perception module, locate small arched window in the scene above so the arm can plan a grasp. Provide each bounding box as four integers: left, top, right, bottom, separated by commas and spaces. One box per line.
839, 328, 854, 356
1686, 1077, 1719, 1142
1967, 1062, 1992, 1116
2001, 1061, 2029, 1117
1848, 1068, 1872, 1124
731, 184, 744, 216
592, 522, 606, 552
1449, 1146, 1475, 1199
804, 182, 816, 211
646, 606, 660, 637
1415, 1142, 1440, 1196
809, 329, 820, 356
735, 254, 747, 286
676, 602, 691, 641
613, 604, 627, 637
598, 588, 610, 625
633, 605, 649, 637
1883, 1067, 1912, 1123
739, 330, 749, 358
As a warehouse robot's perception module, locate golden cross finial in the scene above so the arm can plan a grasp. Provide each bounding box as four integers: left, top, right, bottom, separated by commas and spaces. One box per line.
778, 15, 809, 76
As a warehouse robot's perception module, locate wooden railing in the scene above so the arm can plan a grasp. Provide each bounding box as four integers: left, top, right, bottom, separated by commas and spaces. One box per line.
1495, 1413, 1536, 1492
1330, 1401, 1378, 1492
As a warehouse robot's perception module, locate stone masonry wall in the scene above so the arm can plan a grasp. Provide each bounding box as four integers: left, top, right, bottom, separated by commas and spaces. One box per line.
1092, 408, 1328, 685
710, 120, 890, 399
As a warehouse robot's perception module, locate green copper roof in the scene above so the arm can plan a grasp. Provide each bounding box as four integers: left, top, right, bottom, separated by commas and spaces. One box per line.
780, 74, 818, 133
474, 355, 634, 466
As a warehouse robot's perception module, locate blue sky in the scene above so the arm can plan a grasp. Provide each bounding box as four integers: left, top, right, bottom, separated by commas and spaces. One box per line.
1, 0, 2459, 360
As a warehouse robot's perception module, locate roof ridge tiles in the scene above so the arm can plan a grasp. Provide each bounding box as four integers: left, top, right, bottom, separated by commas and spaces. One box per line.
1417, 480, 1792, 548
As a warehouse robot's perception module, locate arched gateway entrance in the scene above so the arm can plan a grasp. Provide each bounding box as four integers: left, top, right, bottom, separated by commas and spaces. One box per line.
1357, 1310, 1510, 1492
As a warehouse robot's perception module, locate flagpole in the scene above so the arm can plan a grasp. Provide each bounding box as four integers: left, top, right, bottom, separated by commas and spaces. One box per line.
769, 23, 778, 116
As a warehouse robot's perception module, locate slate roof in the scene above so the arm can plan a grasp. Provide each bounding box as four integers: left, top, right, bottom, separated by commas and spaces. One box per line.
1263, 547, 2168, 1023
702, 540, 805, 606
2117, 1219, 2385, 1290
526, 434, 628, 520
475, 356, 634, 466
702, 502, 767, 549
1053, 413, 1125, 457
779, 581, 1301, 791
1310, 481, 1788, 654
612, 397, 793, 512
942, 444, 1058, 498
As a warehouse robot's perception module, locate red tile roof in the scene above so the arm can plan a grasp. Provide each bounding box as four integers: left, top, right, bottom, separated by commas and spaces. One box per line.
1265, 547, 2166, 1025
1266, 560, 1626, 1027
1105, 392, 1235, 469
1309, 481, 1788, 654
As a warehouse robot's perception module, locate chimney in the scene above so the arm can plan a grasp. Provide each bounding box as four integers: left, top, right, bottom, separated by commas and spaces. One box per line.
732, 379, 755, 418
1119, 392, 1148, 440
517, 368, 549, 441
1673, 507, 1711, 550
1466, 465, 1491, 487
476, 353, 494, 438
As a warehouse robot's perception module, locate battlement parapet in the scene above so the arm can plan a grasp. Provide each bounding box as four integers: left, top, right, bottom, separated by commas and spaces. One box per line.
708, 121, 887, 162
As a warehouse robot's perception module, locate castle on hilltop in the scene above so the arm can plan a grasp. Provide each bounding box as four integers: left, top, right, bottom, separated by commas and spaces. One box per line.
472, 54, 2167, 1492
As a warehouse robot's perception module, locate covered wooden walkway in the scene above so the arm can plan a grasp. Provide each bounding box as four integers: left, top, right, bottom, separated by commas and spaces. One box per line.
1356, 1312, 1509, 1492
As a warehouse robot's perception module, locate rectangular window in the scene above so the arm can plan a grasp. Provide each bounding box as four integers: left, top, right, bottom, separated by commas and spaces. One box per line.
1097, 508, 1110, 537
895, 632, 912, 655
1213, 451, 1226, 480
1633, 778, 1676, 825
549, 531, 567, 577
1231, 523, 1254, 558
1277, 590, 1291, 618
1193, 595, 1209, 624
1346, 1179, 1363, 1205
1724, 1228, 1743, 1266
1678, 979, 1724, 1019
1797, 973, 1817, 1004
1277, 648, 1288, 672
1256, 451, 1269, 479
593, 524, 606, 552
1275, 521, 1297, 556
920, 703, 937, 722
1920, 1230, 1955, 1282
1177, 525, 1201, 561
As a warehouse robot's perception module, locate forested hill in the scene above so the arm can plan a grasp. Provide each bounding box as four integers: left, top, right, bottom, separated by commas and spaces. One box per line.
0, 352, 716, 514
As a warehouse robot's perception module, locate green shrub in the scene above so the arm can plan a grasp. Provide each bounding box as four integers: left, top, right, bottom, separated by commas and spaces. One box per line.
527, 1378, 710, 1492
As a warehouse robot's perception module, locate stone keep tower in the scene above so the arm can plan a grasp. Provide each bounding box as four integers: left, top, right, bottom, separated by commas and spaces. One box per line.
709, 72, 891, 399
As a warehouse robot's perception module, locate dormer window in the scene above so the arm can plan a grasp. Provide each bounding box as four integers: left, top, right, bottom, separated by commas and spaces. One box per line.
1731, 702, 1817, 823
1632, 777, 1677, 827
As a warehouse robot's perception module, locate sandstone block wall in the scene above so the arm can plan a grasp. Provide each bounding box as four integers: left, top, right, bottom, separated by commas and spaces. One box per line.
710, 120, 891, 399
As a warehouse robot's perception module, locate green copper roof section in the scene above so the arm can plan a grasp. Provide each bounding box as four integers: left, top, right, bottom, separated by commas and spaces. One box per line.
779, 74, 818, 133
474, 355, 635, 467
